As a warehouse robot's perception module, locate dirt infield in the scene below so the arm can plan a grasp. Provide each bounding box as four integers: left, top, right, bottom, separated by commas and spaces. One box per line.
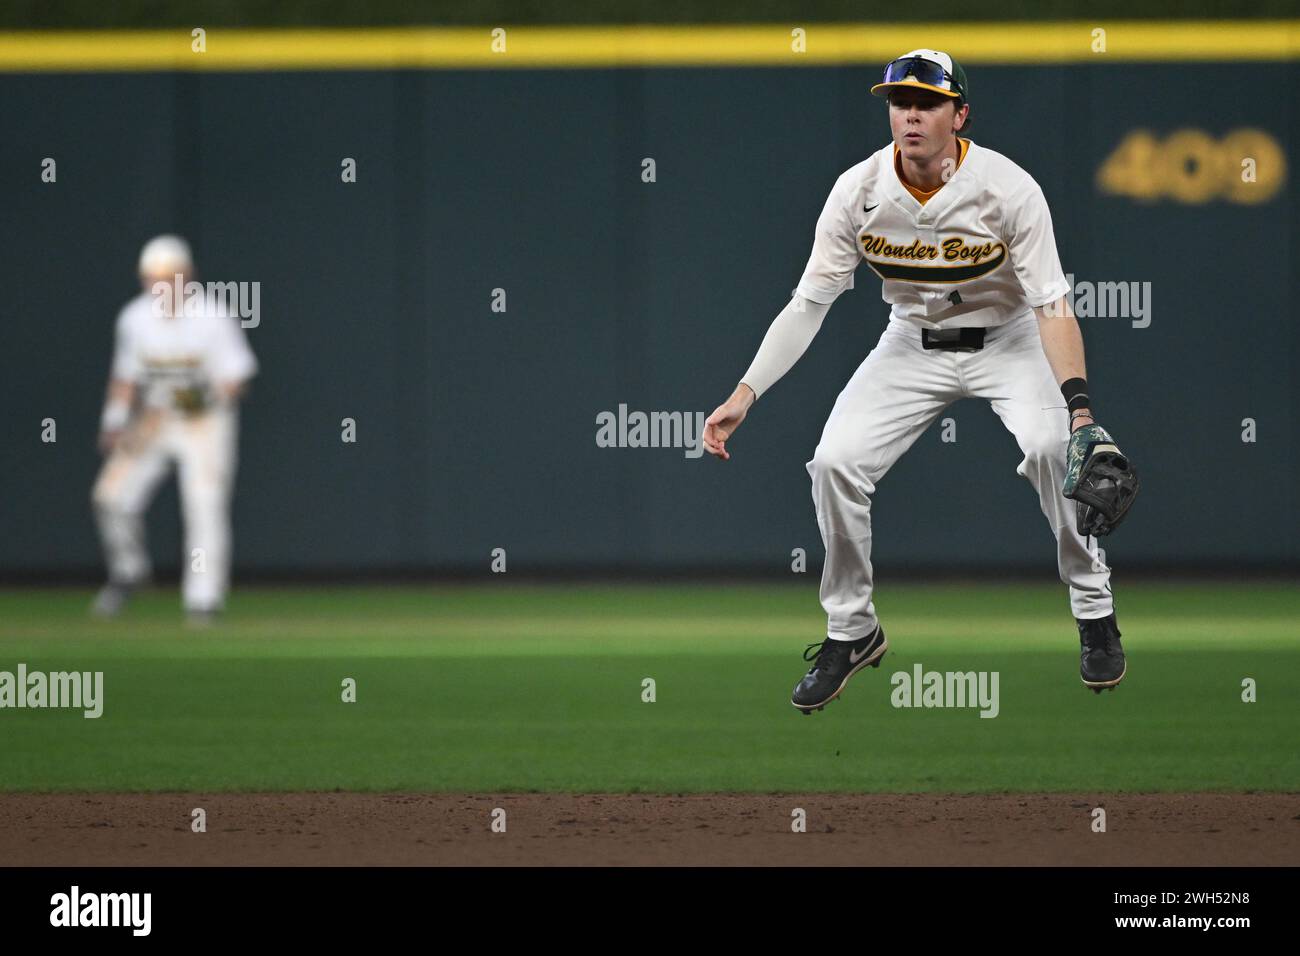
1, 792, 1296, 866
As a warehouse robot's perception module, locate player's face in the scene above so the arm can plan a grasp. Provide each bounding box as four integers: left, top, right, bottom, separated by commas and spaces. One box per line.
888, 88, 961, 161
140, 265, 189, 292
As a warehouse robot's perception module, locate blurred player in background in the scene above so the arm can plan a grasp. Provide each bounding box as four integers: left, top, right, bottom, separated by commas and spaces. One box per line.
91, 235, 257, 624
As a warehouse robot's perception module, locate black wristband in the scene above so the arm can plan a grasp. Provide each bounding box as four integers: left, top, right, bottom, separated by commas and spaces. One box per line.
1061, 377, 1090, 412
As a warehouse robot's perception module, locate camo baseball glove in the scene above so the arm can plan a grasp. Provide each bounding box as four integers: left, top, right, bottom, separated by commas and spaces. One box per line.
1062, 423, 1140, 537
172, 386, 209, 415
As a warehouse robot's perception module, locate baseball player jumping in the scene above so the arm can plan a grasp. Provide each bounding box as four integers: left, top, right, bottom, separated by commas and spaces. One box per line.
91, 235, 258, 624
703, 51, 1138, 712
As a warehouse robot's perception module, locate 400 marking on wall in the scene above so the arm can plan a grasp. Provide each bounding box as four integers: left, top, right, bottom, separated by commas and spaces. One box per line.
1096, 129, 1285, 205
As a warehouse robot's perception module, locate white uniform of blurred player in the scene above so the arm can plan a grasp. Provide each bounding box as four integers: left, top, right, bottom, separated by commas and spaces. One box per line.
92, 236, 257, 623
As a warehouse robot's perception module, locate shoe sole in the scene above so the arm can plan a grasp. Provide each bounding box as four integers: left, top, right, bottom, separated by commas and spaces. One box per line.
792, 633, 889, 714
1082, 661, 1127, 694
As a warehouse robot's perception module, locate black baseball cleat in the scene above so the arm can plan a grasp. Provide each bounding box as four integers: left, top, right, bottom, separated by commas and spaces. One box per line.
1078, 613, 1126, 693
791, 626, 888, 713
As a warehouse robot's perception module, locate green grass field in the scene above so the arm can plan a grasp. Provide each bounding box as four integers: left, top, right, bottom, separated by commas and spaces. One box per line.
0, 582, 1295, 793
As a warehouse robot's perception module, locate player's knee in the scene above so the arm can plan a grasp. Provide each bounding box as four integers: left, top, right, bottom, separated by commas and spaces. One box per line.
809, 443, 851, 480
93, 480, 149, 517
181, 491, 228, 525
808, 443, 878, 495
91, 482, 119, 512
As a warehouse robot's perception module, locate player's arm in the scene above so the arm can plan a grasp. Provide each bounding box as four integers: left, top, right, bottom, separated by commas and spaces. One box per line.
99, 308, 140, 454
703, 296, 831, 460
98, 379, 136, 454
1039, 296, 1140, 534
211, 314, 259, 405
1004, 176, 1093, 432
704, 177, 859, 460
1033, 297, 1093, 432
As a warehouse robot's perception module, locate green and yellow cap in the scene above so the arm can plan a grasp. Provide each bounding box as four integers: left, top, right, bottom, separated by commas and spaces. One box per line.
870, 49, 968, 103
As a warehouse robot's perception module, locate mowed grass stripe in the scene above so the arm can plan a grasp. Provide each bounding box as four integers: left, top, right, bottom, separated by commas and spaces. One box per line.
0, 650, 1293, 792
0, 582, 1295, 655
0, 582, 1295, 792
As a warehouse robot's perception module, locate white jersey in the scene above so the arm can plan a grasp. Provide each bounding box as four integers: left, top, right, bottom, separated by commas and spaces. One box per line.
110, 292, 258, 412
795, 140, 1070, 329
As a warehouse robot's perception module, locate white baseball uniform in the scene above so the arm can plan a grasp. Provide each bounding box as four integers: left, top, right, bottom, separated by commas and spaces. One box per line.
92, 292, 257, 612
741, 138, 1114, 640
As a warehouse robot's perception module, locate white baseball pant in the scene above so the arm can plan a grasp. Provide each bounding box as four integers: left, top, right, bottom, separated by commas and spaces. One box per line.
92, 407, 239, 611
807, 309, 1113, 641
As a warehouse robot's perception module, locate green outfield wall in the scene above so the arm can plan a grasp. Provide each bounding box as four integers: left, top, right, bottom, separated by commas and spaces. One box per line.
3, 25, 1295, 575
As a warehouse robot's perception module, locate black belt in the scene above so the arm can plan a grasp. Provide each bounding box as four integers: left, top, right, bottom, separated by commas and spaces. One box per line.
921, 327, 985, 352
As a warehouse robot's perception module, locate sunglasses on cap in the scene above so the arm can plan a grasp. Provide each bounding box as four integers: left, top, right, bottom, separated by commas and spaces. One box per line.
881, 56, 964, 100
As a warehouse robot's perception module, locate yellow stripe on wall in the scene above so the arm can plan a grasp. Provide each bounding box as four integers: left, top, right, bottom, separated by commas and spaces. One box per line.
0, 21, 1296, 72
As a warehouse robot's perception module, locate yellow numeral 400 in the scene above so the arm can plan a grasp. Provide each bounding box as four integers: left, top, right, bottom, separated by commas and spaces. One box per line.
1095, 128, 1285, 205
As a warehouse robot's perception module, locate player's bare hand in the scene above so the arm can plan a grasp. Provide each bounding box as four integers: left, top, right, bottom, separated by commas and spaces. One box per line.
703, 384, 755, 460
97, 429, 122, 455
